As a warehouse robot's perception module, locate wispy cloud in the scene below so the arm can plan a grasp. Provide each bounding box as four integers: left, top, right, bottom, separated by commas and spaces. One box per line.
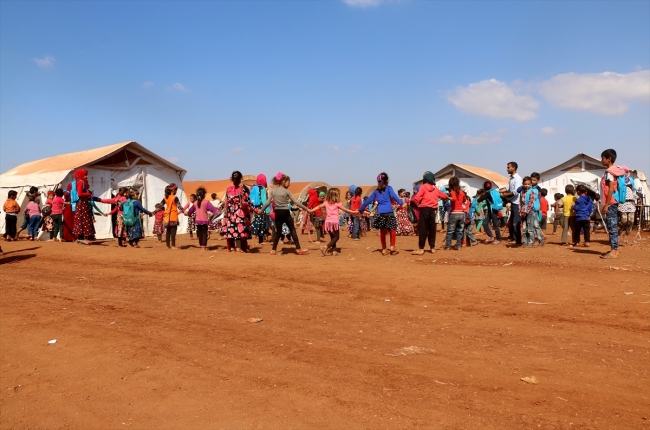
342, 0, 387, 7
431, 132, 502, 145
228, 147, 244, 156
327, 145, 341, 152
166, 156, 180, 163
446, 79, 540, 122
33, 55, 55, 69
165, 82, 188, 92
142, 81, 155, 89
348, 145, 363, 154
524, 126, 565, 136
538, 70, 650, 115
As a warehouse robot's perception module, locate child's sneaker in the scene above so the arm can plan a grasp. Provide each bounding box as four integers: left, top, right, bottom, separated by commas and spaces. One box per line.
492, 240, 500, 245
484, 238, 493, 244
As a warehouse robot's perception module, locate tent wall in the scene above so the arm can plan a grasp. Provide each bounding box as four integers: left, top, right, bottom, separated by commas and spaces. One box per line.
539, 170, 603, 198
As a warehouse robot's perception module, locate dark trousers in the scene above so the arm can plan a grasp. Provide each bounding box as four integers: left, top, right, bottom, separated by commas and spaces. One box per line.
51, 214, 63, 239
418, 207, 437, 249
509, 203, 522, 244
483, 210, 502, 240
166, 225, 177, 247
573, 219, 591, 244
272, 210, 300, 251
327, 229, 340, 251
4, 214, 17, 239
197, 224, 208, 247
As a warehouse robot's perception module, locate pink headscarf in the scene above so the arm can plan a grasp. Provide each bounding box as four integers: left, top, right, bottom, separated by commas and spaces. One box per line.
256, 174, 268, 187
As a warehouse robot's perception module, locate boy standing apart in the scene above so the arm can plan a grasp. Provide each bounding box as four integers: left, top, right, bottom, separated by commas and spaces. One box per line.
3, 190, 20, 240
539, 188, 549, 240
600, 149, 625, 259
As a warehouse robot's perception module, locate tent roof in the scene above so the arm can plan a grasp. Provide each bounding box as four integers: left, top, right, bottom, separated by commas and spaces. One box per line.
2, 141, 185, 177
428, 164, 508, 188
539, 153, 603, 176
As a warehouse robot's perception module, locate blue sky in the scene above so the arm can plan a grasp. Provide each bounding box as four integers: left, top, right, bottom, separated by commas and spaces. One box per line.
1, 0, 648, 189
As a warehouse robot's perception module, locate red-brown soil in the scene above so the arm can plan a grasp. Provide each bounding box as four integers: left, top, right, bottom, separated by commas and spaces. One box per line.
1, 228, 649, 429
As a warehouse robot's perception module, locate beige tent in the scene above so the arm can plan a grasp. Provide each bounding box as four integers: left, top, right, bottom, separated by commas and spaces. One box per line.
0, 141, 188, 239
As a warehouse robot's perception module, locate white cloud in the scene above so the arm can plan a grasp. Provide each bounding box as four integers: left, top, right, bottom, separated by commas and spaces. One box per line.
327, 145, 341, 152
539, 126, 560, 135
33, 55, 55, 68
446, 79, 540, 121
165, 82, 188, 92
228, 147, 243, 155
431, 132, 502, 145
142, 82, 154, 89
538, 70, 650, 115
166, 156, 180, 163
348, 145, 363, 154
432, 135, 456, 143
342, 0, 384, 7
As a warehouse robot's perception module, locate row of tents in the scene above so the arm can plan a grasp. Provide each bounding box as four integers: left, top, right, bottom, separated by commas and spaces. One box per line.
1, 142, 648, 239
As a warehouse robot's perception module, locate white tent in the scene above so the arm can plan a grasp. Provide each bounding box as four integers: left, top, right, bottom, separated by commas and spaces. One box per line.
539, 153, 650, 202
0, 141, 188, 240
414, 164, 509, 197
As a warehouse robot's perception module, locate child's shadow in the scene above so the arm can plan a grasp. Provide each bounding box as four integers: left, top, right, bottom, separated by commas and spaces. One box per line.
570, 248, 604, 255
0, 254, 37, 264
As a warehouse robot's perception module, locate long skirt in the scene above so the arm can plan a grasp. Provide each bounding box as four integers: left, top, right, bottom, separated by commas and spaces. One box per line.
251, 213, 268, 238
396, 209, 413, 236
63, 205, 76, 241
73, 200, 95, 238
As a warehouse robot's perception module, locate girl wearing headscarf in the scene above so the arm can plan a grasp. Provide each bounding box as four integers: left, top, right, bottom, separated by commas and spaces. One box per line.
410, 172, 448, 255
71, 168, 96, 244
250, 174, 270, 244
220, 171, 252, 252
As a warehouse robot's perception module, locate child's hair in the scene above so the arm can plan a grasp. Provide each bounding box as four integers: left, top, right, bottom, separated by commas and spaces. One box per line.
576, 184, 598, 200
118, 187, 128, 195
155, 203, 162, 210
483, 180, 492, 190
27, 194, 36, 202
29, 186, 38, 195
231, 171, 243, 185
55, 188, 64, 197
406, 191, 410, 197
540, 188, 548, 197
128, 189, 139, 199
164, 183, 178, 197
476, 189, 484, 196
593, 193, 601, 201
190, 193, 196, 201
363, 196, 368, 201
531, 172, 540, 180
211, 193, 217, 200
326, 188, 341, 203
376, 172, 389, 193
354, 187, 362, 197
272, 174, 289, 186
601, 148, 617, 163
554, 193, 563, 201
522, 176, 532, 184
448, 177, 461, 194
7, 190, 17, 199
565, 184, 575, 194
398, 188, 405, 195
196, 187, 207, 208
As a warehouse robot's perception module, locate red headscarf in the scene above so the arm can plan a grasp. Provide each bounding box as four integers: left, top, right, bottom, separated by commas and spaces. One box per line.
256, 174, 268, 188
73, 168, 89, 186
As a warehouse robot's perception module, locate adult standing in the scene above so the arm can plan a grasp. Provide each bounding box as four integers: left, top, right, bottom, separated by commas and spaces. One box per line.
71, 168, 96, 245
410, 171, 448, 255
500, 162, 522, 245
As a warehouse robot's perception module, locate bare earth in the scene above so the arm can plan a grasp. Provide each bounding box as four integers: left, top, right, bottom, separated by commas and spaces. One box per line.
1, 227, 649, 429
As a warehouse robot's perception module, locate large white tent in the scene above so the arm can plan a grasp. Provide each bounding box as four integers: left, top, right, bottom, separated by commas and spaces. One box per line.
539, 153, 650, 202
0, 141, 189, 239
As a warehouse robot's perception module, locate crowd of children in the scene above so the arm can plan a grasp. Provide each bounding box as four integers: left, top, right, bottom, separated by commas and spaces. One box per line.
1, 149, 644, 259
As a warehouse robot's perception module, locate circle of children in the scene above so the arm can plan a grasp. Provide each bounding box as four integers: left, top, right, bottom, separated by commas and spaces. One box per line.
1, 149, 638, 259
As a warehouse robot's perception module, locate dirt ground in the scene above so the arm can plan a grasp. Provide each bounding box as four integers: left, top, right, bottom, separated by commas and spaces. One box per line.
1, 226, 649, 429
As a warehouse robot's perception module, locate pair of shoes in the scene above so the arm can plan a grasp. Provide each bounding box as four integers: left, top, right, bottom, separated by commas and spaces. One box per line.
411, 249, 425, 256
484, 238, 493, 244
492, 240, 501, 245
